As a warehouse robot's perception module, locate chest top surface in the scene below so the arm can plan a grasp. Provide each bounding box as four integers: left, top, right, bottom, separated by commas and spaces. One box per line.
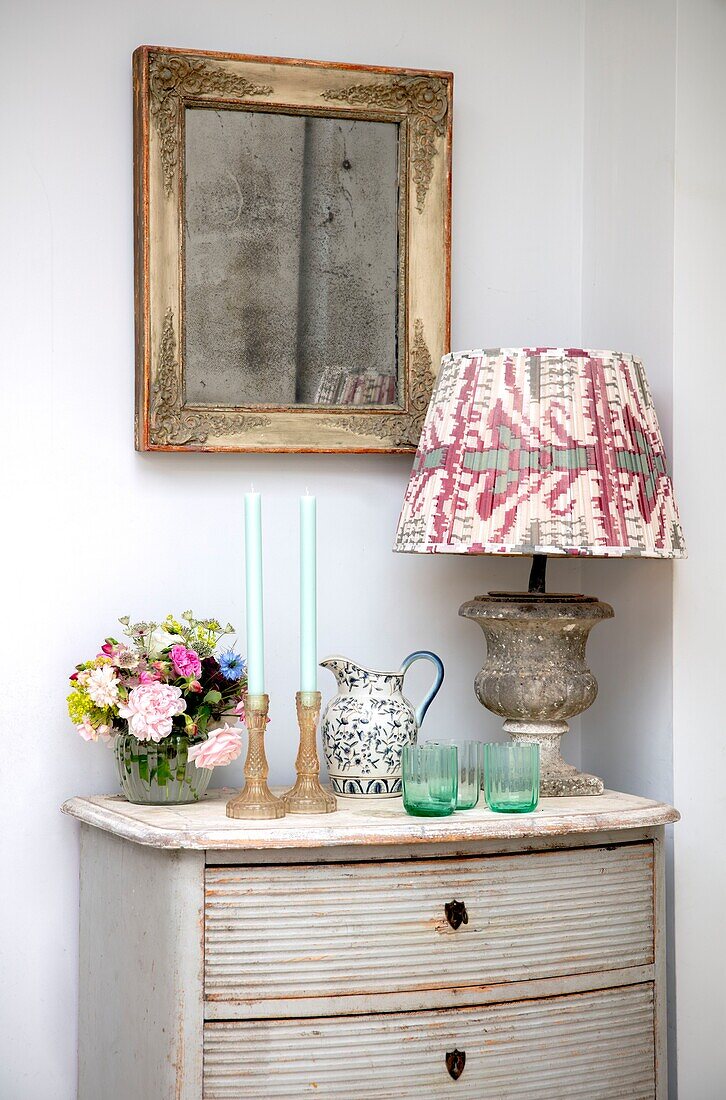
62, 787, 678, 851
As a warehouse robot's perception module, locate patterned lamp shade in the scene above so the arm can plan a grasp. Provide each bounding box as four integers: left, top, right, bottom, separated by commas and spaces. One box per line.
395, 348, 685, 558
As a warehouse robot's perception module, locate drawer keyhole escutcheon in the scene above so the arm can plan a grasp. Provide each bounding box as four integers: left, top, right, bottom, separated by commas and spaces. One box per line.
446, 1049, 466, 1080
445, 900, 468, 930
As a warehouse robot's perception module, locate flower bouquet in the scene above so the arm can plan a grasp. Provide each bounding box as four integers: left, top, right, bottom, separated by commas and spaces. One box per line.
67, 612, 247, 804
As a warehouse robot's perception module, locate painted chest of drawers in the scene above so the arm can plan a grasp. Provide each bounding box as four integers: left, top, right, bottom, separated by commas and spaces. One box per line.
63, 789, 678, 1099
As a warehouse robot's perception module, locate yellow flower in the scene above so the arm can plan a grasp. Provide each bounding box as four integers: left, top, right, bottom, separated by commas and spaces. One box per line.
67, 686, 95, 724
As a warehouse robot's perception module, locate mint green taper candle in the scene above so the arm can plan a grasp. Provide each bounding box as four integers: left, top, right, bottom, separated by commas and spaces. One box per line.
300, 494, 317, 692
244, 492, 265, 696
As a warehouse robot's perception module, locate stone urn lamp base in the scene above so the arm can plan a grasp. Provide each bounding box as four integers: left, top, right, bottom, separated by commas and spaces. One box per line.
460, 559, 613, 797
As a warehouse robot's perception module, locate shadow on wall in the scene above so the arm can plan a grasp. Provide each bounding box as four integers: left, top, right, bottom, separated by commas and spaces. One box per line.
579, 557, 674, 800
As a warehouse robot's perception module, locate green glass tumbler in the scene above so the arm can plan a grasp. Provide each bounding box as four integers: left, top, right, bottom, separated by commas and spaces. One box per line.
402, 743, 458, 817
484, 742, 540, 813
452, 740, 483, 809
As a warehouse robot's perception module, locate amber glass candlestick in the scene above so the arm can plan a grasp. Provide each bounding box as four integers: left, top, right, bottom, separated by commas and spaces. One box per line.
226, 694, 285, 819
283, 691, 337, 814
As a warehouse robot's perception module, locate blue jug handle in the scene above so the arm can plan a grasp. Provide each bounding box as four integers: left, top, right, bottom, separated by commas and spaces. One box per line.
400, 651, 445, 729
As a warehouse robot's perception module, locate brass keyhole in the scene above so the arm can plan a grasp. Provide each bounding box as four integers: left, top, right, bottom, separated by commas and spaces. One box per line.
445, 900, 468, 930
446, 1049, 466, 1080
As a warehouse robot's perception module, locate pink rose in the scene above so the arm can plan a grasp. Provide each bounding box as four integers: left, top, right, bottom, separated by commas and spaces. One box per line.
76, 716, 113, 744
170, 645, 202, 679
77, 715, 98, 742
138, 668, 161, 684
118, 682, 186, 742
188, 724, 243, 768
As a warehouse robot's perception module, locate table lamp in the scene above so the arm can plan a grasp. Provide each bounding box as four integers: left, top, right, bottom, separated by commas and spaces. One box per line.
394, 347, 685, 795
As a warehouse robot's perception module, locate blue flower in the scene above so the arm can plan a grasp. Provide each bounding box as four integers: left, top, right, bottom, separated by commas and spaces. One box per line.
219, 650, 245, 681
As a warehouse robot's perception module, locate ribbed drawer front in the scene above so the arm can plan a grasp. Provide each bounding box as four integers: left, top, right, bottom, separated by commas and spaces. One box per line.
204, 844, 653, 1001
203, 984, 655, 1099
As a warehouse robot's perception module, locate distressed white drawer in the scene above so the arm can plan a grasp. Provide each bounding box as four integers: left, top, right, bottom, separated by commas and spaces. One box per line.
203, 983, 655, 1099
204, 843, 653, 1003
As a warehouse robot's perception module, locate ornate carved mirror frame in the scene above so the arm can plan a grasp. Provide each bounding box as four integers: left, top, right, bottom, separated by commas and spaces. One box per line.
133, 46, 452, 453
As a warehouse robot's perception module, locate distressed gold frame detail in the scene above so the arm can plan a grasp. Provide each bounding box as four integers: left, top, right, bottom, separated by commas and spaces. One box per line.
134, 46, 452, 453
151, 310, 270, 446
322, 76, 449, 214
148, 53, 273, 196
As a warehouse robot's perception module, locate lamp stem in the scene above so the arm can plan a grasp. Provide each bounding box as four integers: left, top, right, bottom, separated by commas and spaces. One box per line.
528, 554, 547, 594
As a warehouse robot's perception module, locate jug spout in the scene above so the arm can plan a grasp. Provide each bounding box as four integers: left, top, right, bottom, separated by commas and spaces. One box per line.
320, 655, 396, 692
319, 655, 366, 691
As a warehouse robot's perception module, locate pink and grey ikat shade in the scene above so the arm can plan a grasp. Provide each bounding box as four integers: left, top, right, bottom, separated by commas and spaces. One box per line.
394, 348, 686, 796
394, 347, 685, 560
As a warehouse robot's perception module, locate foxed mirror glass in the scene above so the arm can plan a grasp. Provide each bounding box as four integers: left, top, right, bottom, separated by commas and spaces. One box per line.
134, 47, 452, 452
184, 110, 400, 407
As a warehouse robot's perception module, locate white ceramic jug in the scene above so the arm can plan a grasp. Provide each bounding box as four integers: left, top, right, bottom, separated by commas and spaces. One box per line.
320, 652, 444, 797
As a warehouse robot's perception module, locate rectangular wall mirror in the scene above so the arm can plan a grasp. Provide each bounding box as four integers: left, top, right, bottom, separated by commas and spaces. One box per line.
134, 47, 452, 452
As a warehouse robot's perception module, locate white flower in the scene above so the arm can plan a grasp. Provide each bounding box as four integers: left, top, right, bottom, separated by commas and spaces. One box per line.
85, 664, 120, 708
148, 627, 182, 657
114, 646, 140, 670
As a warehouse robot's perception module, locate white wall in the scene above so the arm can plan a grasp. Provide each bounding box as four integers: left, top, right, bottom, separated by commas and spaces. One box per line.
580, 0, 677, 806
0, 2, 585, 1096
579, 4, 680, 1089
580, 5, 726, 1097
673, 2, 726, 1095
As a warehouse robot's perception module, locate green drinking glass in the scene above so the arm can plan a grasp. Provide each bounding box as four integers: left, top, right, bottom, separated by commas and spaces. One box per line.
484, 742, 540, 813
433, 740, 483, 808
402, 743, 458, 817
456, 740, 483, 809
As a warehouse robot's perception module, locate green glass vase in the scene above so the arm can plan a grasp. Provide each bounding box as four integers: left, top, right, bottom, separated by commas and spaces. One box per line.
114, 731, 212, 805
